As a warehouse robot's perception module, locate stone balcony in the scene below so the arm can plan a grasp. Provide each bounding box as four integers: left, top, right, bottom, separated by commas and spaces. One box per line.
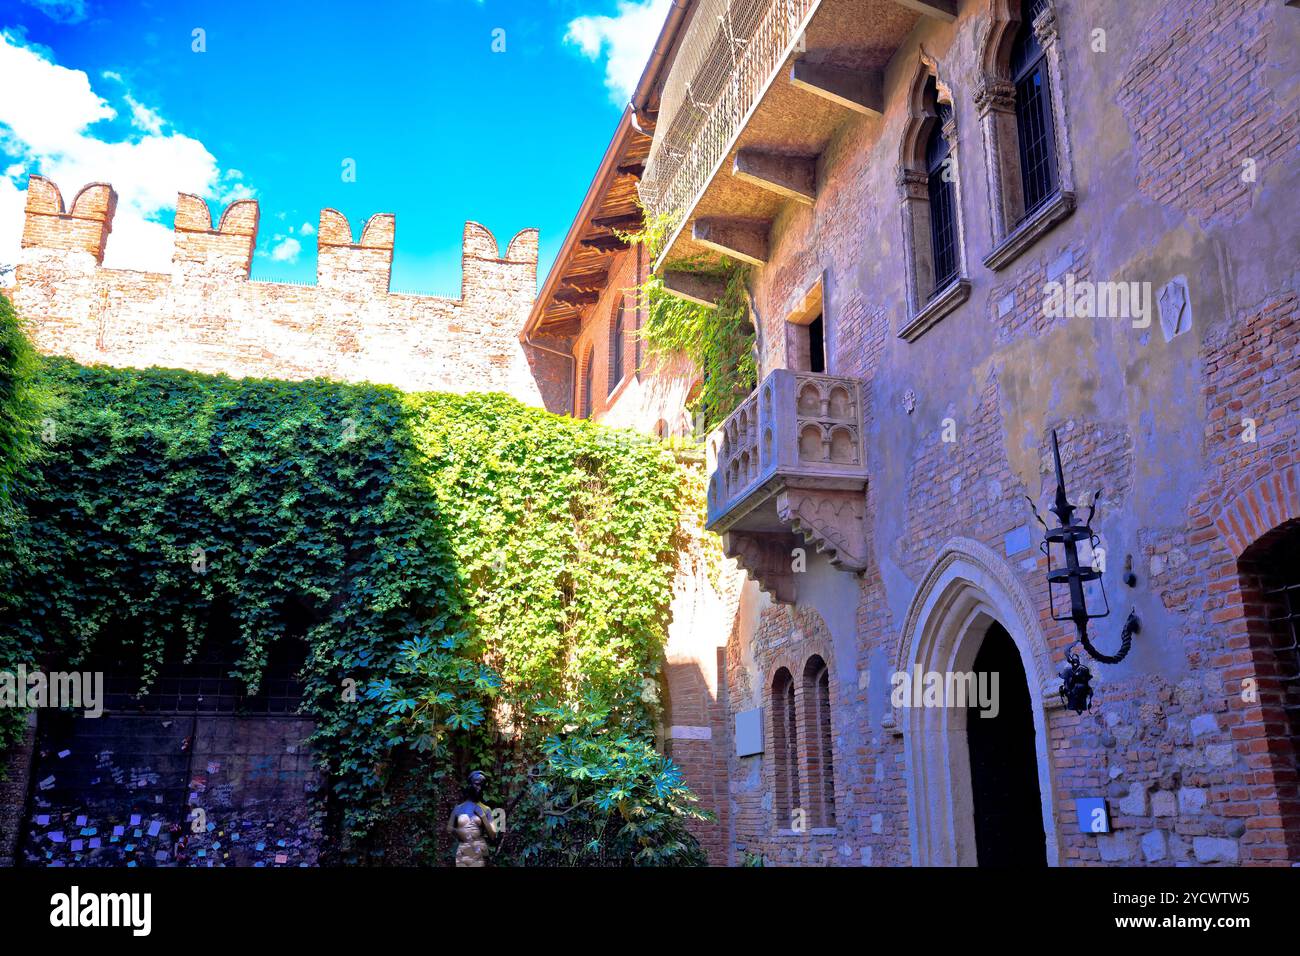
706, 369, 869, 603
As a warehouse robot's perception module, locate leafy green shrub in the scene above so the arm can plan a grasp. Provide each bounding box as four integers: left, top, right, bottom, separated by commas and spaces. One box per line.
0, 294, 54, 751
497, 693, 709, 867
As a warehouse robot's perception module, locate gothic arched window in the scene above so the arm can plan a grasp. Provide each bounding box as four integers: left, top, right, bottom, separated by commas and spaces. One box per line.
897, 64, 970, 341
925, 88, 959, 294
1010, 0, 1058, 218
580, 345, 595, 419
609, 298, 626, 394
977, 0, 1075, 270
771, 667, 800, 826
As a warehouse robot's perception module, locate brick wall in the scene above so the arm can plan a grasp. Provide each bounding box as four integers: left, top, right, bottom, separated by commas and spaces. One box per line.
12, 177, 544, 404
575, 245, 700, 435
658, 454, 739, 865
1116, 0, 1300, 229
726, 603, 862, 865
717, 0, 1300, 867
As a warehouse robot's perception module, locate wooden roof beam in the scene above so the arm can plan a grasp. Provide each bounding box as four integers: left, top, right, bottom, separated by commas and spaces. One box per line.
790, 59, 884, 117
733, 149, 816, 205
892, 0, 957, 22
536, 318, 582, 338
692, 218, 769, 266
562, 269, 609, 290
554, 288, 600, 307
591, 212, 643, 231
580, 234, 630, 253
662, 271, 726, 308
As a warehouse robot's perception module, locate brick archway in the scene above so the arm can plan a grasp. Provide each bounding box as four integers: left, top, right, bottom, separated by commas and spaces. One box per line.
761, 610, 838, 836
1212, 464, 1300, 562
1210, 463, 1300, 862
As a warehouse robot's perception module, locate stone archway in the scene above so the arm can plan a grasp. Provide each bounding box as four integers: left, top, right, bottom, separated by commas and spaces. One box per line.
895, 537, 1062, 866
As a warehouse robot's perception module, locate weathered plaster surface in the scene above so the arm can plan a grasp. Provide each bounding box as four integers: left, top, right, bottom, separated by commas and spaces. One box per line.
721, 0, 1300, 866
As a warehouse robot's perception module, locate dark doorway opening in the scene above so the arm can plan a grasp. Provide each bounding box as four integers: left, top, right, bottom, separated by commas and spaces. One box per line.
966, 621, 1047, 866
1239, 520, 1300, 853
807, 315, 825, 373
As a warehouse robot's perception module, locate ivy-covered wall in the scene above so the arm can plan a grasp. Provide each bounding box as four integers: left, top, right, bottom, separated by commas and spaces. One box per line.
630, 212, 756, 432
0, 313, 709, 865
0, 293, 47, 521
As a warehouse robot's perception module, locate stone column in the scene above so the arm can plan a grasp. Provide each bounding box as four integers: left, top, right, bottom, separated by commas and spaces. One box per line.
897, 167, 932, 319
974, 73, 1021, 242
1034, 3, 1076, 196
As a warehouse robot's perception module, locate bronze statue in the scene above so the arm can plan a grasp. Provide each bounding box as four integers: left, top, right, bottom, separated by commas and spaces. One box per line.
447, 769, 497, 867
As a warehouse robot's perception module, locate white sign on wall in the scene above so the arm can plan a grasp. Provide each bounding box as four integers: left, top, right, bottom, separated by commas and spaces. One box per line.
735, 707, 764, 757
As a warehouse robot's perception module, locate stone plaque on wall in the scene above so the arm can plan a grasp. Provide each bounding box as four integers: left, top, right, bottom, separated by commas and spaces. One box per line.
1157, 275, 1192, 343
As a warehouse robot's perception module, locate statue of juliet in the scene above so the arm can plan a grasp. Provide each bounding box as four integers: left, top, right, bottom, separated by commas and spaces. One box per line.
447, 769, 498, 867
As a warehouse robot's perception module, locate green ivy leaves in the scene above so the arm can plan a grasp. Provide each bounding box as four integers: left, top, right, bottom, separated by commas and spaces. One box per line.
0, 294, 53, 525
0, 352, 706, 864
624, 212, 756, 432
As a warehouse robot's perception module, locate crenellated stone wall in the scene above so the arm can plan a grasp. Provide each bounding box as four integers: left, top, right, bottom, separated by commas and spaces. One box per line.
9, 176, 545, 403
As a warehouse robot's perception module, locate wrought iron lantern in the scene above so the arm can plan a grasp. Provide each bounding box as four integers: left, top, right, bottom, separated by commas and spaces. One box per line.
1057, 649, 1093, 715
1028, 430, 1140, 714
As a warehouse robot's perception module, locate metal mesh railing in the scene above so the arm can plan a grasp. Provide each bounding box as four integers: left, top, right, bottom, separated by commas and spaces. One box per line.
640, 0, 821, 235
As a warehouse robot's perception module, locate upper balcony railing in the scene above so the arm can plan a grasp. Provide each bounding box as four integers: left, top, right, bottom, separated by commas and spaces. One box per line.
706, 368, 867, 532
639, 0, 821, 242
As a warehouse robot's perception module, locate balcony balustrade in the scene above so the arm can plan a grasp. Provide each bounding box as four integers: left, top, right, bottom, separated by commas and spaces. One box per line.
706, 368, 869, 602
639, 0, 822, 242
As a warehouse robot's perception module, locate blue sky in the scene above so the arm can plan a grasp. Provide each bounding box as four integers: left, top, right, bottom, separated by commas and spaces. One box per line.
0, 0, 670, 291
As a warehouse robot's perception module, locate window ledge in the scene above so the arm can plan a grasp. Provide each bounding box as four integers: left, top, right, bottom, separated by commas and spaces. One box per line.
899, 277, 971, 342
982, 190, 1076, 272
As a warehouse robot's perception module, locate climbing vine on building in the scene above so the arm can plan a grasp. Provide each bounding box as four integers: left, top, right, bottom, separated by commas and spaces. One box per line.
0, 294, 52, 526
0, 353, 708, 864
628, 211, 757, 432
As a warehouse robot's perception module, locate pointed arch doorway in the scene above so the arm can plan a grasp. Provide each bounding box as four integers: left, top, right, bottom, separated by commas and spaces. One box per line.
896, 538, 1061, 866
966, 621, 1047, 866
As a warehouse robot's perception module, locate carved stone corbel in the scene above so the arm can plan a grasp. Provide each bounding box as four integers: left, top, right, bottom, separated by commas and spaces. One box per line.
941, 114, 959, 148
896, 167, 929, 201
722, 530, 801, 604
973, 74, 1015, 116
774, 488, 868, 572
1032, 4, 1059, 47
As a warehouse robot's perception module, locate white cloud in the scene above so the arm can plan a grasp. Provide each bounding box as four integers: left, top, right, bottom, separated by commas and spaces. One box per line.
122, 94, 165, 135
300, 221, 315, 236
0, 30, 253, 271
220, 168, 254, 201
268, 236, 301, 263
565, 0, 670, 104
20, 0, 88, 24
